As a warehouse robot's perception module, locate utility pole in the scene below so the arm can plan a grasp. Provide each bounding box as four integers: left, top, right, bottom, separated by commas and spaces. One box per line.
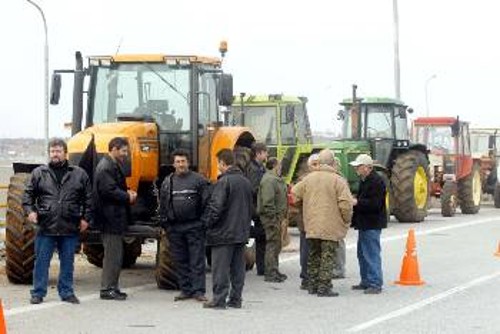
26, 0, 49, 153
393, 0, 401, 99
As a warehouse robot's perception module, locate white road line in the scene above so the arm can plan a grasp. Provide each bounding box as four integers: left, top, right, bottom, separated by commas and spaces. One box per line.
281, 216, 500, 263
347, 270, 500, 333
5, 284, 156, 317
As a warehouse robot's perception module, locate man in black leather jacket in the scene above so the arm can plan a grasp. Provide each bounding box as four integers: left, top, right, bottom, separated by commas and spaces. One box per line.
159, 149, 210, 302
202, 149, 253, 309
94, 137, 137, 301
23, 138, 92, 305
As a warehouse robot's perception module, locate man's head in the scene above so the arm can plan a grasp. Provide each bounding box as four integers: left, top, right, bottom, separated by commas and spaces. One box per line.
251, 142, 268, 163
349, 154, 374, 178
172, 149, 190, 175
216, 148, 235, 174
318, 149, 335, 167
108, 137, 129, 163
307, 153, 320, 171
48, 138, 67, 166
265, 157, 280, 174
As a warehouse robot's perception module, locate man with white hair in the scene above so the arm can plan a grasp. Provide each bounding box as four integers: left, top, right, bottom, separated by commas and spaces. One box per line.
349, 154, 387, 294
292, 149, 353, 297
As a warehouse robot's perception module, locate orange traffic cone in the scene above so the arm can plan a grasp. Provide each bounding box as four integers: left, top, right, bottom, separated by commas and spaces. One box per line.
0, 299, 6, 334
494, 241, 500, 257
395, 229, 425, 286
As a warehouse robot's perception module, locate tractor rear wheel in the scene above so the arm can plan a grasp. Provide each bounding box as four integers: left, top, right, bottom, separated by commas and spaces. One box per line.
441, 181, 457, 217
494, 183, 500, 208
156, 232, 179, 289
5, 173, 36, 284
390, 151, 430, 222
83, 238, 142, 268
458, 162, 482, 214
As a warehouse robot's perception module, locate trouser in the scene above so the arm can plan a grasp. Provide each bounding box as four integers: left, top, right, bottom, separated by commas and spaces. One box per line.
299, 231, 309, 280
357, 229, 383, 288
253, 218, 266, 275
211, 244, 246, 306
168, 228, 206, 296
31, 234, 78, 299
101, 233, 124, 291
262, 217, 282, 278
307, 239, 339, 291
333, 238, 346, 277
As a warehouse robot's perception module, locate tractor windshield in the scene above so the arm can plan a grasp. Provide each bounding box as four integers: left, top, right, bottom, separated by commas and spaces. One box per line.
90, 63, 191, 132
229, 105, 278, 145
415, 126, 453, 153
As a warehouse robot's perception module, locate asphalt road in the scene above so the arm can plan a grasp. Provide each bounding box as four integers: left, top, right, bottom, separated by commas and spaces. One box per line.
1, 204, 500, 334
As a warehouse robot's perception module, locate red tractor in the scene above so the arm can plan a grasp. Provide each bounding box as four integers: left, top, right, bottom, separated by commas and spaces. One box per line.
413, 117, 482, 216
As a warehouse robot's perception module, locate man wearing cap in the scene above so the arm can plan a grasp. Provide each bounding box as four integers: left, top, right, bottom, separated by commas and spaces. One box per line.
349, 154, 387, 294
292, 149, 353, 297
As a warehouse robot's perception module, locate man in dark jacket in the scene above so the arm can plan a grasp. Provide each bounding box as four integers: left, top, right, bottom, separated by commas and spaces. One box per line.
257, 157, 288, 282
202, 149, 253, 309
94, 137, 137, 301
23, 138, 92, 305
246, 142, 268, 276
350, 154, 387, 294
159, 149, 210, 302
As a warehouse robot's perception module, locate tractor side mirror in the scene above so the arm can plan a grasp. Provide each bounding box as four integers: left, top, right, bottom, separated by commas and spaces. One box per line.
283, 105, 295, 123
406, 107, 414, 114
337, 110, 345, 120
451, 119, 460, 137
218, 73, 233, 107
488, 135, 496, 150
50, 73, 62, 105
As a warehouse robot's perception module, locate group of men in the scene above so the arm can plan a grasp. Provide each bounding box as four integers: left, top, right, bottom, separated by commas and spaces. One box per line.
22, 136, 386, 309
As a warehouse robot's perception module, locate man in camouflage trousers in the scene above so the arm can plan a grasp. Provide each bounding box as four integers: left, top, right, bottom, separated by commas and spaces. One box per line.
257, 157, 288, 282
292, 149, 353, 297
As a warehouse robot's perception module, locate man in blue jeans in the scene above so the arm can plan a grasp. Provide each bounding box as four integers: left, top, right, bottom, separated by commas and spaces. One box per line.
349, 154, 387, 294
23, 138, 93, 304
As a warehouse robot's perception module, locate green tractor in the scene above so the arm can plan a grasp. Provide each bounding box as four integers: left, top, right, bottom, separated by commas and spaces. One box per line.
335, 85, 430, 222
226, 94, 318, 183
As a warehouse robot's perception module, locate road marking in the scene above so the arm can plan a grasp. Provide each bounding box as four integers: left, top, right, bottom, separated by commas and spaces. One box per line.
5, 284, 156, 317
281, 216, 500, 263
346, 270, 500, 332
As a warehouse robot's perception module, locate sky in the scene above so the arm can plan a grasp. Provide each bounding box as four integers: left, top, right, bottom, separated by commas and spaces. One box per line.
1, 0, 499, 138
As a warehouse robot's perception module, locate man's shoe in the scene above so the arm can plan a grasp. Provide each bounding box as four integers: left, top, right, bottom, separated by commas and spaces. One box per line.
100, 290, 127, 301
300, 280, 309, 290
277, 273, 288, 281
193, 295, 208, 302
174, 293, 192, 301
308, 287, 318, 295
364, 287, 382, 295
227, 300, 242, 309
202, 301, 226, 310
62, 295, 80, 304
351, 284, 368, 290
317, 289, 339, 297
115, 290, 128, 298
264, 276, 284, 283
30, 296, 43, 304
256, 272, 264, 276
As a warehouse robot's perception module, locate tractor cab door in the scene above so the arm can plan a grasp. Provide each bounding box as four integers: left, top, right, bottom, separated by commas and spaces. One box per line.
456, 122, 473, 179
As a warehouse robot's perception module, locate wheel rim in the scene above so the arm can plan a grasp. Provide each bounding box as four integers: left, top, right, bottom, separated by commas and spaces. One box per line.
414, 166, 428, 209
472, 170, 481, 206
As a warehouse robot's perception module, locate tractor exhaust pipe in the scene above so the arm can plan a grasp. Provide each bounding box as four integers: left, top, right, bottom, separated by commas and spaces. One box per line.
72, 51, 84, 136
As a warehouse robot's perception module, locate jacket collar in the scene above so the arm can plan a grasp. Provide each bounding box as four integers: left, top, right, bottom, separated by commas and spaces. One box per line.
317, 165, 337, 174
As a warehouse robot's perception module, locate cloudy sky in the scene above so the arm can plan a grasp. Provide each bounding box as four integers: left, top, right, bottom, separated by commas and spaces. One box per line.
1, 0, 498, 138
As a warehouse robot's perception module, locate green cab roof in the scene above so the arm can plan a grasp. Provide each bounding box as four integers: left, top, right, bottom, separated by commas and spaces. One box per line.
232, 94, 306, 106
340, 97, 406, 106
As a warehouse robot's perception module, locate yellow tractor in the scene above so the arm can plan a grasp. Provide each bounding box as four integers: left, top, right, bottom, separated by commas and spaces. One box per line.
4, 42, 256, 288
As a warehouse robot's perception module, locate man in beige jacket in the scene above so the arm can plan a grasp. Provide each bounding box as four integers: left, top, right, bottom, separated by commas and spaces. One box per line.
292, 149, 353, 297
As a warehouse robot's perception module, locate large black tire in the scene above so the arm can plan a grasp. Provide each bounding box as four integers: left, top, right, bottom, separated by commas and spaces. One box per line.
441, 181, 457, 217
83, 238, 142, 268
5, 173, 36, 284
494, 183, 500, 208
390, 151, 430, 222
458, 162, 482, 214
156, 233, 178, 289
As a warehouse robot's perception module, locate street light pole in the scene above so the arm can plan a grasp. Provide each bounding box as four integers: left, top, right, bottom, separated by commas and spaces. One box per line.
393, 0, 401, 99
425, 74, 437, 117
26, 0, 49, 153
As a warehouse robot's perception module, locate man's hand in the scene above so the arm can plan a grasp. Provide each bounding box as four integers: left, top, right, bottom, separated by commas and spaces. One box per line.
27, 212, 38, 224
128, 190, 138, 205
80, 219, 89, 232
352, 198, 358, 206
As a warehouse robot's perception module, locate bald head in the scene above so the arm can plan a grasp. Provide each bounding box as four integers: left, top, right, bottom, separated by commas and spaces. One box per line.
318, 149, 335, 167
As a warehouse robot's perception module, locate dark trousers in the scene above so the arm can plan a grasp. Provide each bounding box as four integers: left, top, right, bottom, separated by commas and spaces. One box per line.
31, 234, 78, 299
168, 228, 206, 296
299, 231, 309, 280
210, 244, 246, 306
253, 218, 266, 275
101, 233, 123, 291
